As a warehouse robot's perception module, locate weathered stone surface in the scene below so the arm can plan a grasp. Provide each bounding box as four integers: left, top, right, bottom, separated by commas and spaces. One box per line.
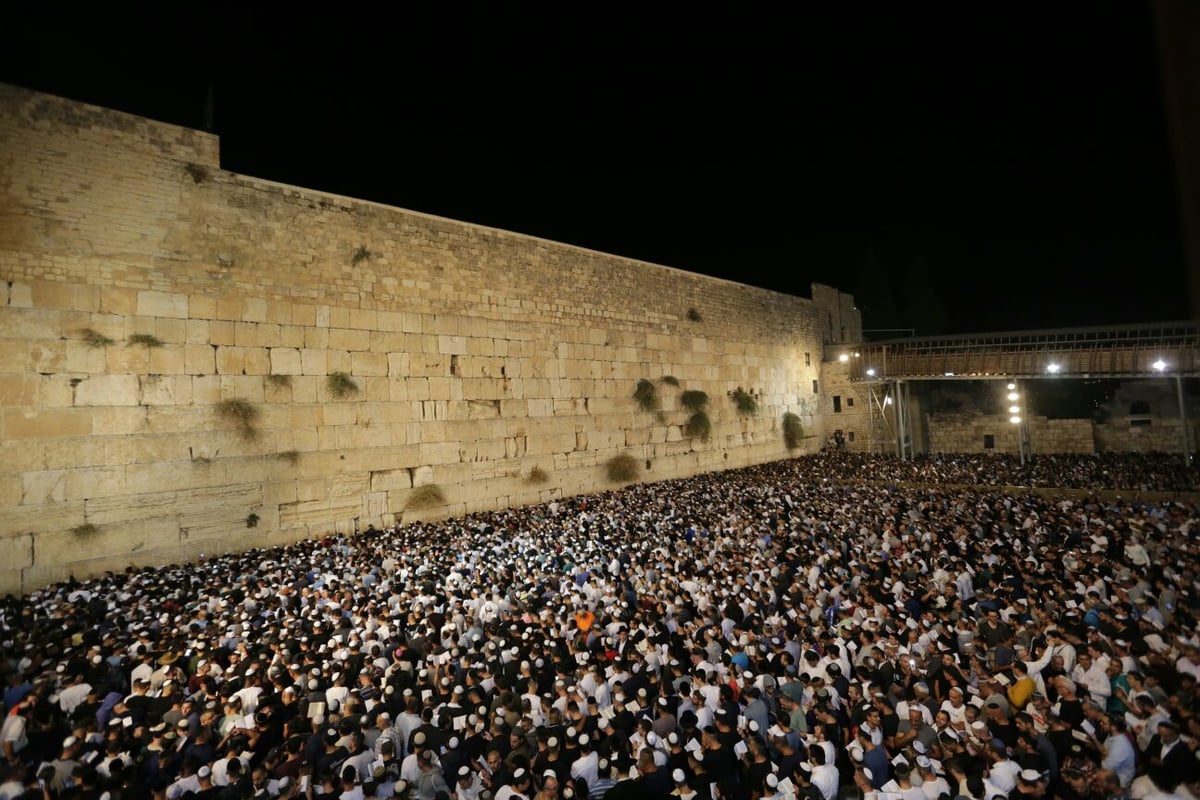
0, 85, 861, 594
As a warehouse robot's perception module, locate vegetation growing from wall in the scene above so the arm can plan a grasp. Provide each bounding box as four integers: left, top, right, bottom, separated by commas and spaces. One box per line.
782, 411, 804, 449
732, 387, 758, 415
278, 450, 300, 465
680, 390, 709, 412
245, 512, 260, 528
687, 307, 702, 322
405, 485, 446, 509
184, 163, 209, 183
633, 379, 659, 412
327, 371, 358, 398
71, 523, 99, 538
527, 466, 549, 484
351, 245, 372, 266
684, 411, 712, 440
661, 375, 680, 387
215, 398, 260, 441
266, 374, 292, 388
79, 328, 114, 347
606, 453, 639, 482
128, 333, 163, 348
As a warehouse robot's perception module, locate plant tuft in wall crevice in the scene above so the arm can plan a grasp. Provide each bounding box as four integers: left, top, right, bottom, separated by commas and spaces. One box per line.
605, 453, 639, 482
80, 328, 114, 347
633, 379, 659, 412
405, 485, 446, 510
732, 387, 758, 415
680, 390, 709, 413
128, 333, 164, 349
684, 411, 712, 440
783, 412, 805, 449
327, 371, 358, 399
215, 398, 260, 441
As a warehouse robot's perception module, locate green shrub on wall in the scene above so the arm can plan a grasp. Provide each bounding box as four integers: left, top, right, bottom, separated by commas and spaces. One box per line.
684, 411, 712, 440
633, 379, 659, 412
605, 453, 639, 482
405, 485, 446, 510
680, 390, 709, 412
215, 398, 260, 441
782, 411, 804, 449
327, 371, 358, 399
80, 328, 114, 347
527, 466, 549, 484
732, 387, 758, 415
71, 523, 99, 539
660, 375, 680, 387
128, 333, 163, 348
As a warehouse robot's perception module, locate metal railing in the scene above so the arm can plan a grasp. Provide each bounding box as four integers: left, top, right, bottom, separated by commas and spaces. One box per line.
843, 320, 1200, 380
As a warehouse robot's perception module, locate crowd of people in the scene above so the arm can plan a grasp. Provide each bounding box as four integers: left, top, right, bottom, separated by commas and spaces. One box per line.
2, 452, 1199, 800
808, 453, 1200, 493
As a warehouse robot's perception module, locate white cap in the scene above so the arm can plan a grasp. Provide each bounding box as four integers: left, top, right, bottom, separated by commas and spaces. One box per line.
673, 769, 687, 783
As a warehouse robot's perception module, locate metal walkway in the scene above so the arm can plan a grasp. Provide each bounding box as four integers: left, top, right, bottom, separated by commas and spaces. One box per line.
838, 320, 1199, 463
843, 320, 1200, 381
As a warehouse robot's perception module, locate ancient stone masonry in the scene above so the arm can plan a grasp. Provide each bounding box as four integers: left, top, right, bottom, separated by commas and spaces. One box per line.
0, 85, 858, 594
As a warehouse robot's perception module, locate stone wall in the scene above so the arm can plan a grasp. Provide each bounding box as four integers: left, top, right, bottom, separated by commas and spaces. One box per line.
927, 414, 1095, 455
0, 85, 859, 595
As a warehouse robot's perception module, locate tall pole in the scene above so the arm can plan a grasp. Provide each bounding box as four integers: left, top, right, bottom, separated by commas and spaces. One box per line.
1177, 374, 1191, 465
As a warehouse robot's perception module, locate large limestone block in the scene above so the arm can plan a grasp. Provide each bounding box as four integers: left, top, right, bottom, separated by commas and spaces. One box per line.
270, 348, 302, 375
351, 352, 387, 376
300, 349, 327, 375
215, 346, 245, 375
209, 320, 236, 345
185, 319, 210, 344
21, 470, 67, 505
137, 290, 189, 318
66, 466, 125, 500
439, 335, 468, 355
32, 281, 101, 312
243, 347, 270, 375
0, 375, 36, 406
185, 344, 216, 374
0, 500, 84, 534
329, 328, 370, 351
410, 465, 435, 486
28, 340, 66, 372
0, 534, 33, 570
64, 341, 107, 374
387, 353, 410, 377
36, 517, 180, 566
279, 325, 305, 348
243, 297, 267, 323
74, 374, 141, 406
106, 343, 151, 374
369, 468, 413, 492
3, 408, 93, 439
7, 282, 32, 308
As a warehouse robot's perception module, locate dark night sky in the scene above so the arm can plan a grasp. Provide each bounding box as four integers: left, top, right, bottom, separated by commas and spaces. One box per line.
2, 5, 1189, 335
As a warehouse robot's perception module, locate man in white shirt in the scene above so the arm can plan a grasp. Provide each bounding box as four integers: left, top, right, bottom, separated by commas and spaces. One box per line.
810, 746, 840, 800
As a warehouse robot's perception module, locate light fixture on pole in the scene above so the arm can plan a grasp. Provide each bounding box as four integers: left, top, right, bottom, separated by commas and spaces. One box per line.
1006, 381, 1029, 465
1153, 358, 1190, 465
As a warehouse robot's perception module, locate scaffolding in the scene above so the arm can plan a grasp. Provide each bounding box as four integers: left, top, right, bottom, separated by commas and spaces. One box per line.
845, 320, 1200, 381
845, 320, 1200, 462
